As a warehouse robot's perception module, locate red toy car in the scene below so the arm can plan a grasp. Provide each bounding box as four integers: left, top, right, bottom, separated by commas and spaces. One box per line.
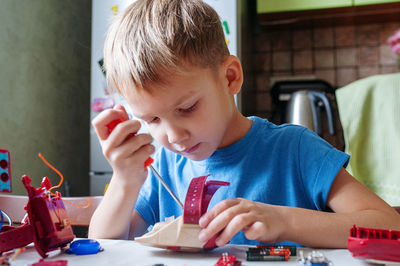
348, 225, 400, 262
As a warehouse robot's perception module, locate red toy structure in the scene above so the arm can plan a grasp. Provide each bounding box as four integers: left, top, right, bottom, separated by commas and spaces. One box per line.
183, 175, 230, 249
135, 175, 229, 251
0, 175, 75, 258
348, 225, 400, 262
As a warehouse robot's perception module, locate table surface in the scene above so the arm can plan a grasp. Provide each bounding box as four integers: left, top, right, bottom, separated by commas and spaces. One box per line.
10, 239, 393, 266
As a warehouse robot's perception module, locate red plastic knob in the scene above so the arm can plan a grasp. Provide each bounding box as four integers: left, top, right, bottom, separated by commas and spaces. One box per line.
144, 157, 154, 168
106, 118, 126, 134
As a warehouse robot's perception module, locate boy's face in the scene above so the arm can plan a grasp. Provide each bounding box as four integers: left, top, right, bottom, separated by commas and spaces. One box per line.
125, 64, 239, 161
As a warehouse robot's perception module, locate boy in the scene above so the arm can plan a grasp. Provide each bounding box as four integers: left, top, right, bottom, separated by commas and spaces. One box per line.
89, 0, 400, 248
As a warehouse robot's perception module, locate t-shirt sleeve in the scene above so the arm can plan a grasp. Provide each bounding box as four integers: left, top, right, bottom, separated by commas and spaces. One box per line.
298, 128, 350, 210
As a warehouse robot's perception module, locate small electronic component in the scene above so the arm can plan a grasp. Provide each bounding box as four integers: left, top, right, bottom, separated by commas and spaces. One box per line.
246, 246, 291, 261
0, 149, 12, 193
255, 245, 297, 255
297, 250, 333, 266
215, 252, 241, 266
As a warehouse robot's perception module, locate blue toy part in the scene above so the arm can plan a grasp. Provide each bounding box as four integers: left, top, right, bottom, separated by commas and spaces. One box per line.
66, 239, 104, 255
0, 149, 12, 193
0, 209, 3, 231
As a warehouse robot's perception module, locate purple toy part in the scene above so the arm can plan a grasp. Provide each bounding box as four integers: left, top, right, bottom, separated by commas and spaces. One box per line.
183, 175, 229, 224
183, 175, 229, 250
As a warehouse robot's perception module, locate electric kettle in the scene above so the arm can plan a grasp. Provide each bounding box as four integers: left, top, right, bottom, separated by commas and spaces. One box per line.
285, 90, 335, 135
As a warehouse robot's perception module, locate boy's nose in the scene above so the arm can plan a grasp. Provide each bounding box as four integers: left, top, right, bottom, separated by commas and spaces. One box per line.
166, 124, 189, 145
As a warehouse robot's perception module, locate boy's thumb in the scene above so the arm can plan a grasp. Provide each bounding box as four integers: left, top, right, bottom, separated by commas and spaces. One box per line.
114, 104, 129, 120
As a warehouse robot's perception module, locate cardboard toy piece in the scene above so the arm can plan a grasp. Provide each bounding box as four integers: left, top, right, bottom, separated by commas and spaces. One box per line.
135, 175, 229, 251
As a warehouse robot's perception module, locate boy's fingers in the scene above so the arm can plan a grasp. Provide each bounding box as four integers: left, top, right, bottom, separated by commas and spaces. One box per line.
107, 141, 154, 169
114, 104, 130, 121
117, 134, 154, 158
199, 198, 239, 227
244, 221, 265, 241
198, 200, 243, 242
106, 120, 142, 147
215, 213, 254, 246
92, 109, 126, 140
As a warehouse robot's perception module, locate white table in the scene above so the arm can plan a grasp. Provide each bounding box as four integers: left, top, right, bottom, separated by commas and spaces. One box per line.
11, 239, 386, 266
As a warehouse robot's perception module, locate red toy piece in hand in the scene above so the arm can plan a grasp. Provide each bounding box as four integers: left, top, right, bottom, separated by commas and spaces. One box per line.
107, 118, 153, 169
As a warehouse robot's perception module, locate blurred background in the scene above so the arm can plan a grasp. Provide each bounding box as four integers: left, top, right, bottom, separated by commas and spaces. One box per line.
0, 1, 91, 195
1, 0, 399, 198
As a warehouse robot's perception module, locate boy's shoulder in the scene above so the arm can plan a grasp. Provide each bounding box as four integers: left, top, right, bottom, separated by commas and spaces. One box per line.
250, 116, 326, 152
250, 116, 309, 138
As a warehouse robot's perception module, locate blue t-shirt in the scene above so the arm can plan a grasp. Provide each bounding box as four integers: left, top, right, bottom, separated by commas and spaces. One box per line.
135, 116, 349, 246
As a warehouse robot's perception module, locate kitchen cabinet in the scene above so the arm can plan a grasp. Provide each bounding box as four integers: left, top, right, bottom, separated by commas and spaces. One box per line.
257, 0, 352, 13
256, 0, 400, 29
354, 0, 400, 5
257, 0, 400, 13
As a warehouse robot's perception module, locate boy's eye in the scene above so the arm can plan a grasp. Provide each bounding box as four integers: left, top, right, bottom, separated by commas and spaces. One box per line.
149, 117, 160, 124
179, 102, 198, 113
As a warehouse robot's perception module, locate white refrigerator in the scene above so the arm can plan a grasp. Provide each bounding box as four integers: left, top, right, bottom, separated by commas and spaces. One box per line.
90, 0, 243, 195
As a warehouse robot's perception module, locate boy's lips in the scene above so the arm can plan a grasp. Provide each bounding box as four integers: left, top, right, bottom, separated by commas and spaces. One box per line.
181, 143, 200, 154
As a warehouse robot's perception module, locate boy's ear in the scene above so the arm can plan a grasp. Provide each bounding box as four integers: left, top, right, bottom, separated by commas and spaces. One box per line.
222, 55, 243, 95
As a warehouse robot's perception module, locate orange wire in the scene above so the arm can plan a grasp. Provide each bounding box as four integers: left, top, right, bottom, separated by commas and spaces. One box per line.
62, 198, 91, 208
38, 153, 63, 191
38, 153, 90, 209
49, 192, 91, 209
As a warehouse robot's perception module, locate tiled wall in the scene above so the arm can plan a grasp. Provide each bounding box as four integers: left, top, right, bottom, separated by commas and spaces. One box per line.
250, 22, 400, 119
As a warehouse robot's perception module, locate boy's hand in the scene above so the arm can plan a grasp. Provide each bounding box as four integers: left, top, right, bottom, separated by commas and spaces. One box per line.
198, 198, 287, 246
92, 104, 155, 186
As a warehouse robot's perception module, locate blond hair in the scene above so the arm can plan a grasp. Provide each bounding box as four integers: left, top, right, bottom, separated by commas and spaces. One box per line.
103, 0, 229, 94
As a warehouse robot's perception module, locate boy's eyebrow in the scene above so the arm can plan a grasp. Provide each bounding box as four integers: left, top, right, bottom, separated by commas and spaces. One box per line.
173, 91, 197, 107
134, 90, 198, 120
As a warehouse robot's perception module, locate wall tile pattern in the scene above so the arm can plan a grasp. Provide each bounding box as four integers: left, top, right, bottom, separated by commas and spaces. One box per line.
244, 22, 400, 149
249, 22, 400, 119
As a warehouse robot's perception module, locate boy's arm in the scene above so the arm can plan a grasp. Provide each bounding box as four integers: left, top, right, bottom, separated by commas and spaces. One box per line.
199, 168, 400, 248
88, 105, 153, 239
88, 176, 148, 239
282, 168, 400, 247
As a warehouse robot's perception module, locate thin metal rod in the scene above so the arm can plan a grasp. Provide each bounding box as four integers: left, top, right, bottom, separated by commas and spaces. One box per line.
149, 165, 184, 209
0, 209, 12, 226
